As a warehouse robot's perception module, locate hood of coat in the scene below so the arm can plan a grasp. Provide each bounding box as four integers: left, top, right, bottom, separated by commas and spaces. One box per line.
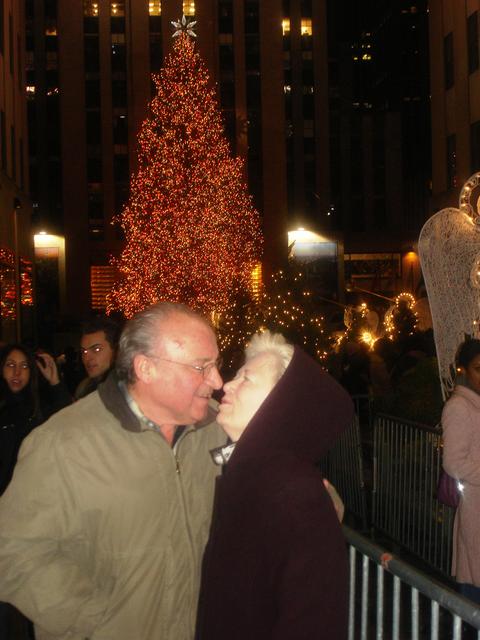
227, 346, 354, 468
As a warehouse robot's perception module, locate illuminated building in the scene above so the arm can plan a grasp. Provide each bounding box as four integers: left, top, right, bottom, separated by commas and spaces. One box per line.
25, 0, 430, 317
429, 2, 480, 212
0, 0, 34, 340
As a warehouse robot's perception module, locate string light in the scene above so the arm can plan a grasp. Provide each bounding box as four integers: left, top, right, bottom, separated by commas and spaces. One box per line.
384, 292, 418, 341
108, 32, 262, 317
217, 268, 331, 372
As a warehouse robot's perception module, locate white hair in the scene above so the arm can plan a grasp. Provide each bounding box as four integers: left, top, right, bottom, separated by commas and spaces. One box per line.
244, 330, 294, 382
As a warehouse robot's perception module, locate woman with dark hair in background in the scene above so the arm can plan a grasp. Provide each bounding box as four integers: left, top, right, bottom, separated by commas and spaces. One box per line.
442, 338, 480, 605
0, 343, 71, 640
0, 344, 71, 496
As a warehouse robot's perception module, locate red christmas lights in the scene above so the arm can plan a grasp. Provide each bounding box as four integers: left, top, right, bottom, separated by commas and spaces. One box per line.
108, 33, 263, 318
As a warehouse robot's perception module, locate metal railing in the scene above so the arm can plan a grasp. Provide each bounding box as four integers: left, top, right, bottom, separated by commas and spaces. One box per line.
372, 415, 455, 576
319, 413, 369, 530
345, 525, 480, 639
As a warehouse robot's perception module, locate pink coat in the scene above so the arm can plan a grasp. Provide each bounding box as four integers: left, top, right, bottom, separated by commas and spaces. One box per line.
442, 384, 480, 585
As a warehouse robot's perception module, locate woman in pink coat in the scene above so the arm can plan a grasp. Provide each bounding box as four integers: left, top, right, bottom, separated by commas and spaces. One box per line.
442, 338, 480, 604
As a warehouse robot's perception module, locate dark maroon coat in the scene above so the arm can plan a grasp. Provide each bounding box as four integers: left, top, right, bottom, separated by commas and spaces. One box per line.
196, 346, 354, 640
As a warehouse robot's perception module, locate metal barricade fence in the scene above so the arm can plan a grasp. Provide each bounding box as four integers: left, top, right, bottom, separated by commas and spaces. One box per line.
345, 525, 480, 640
319, 413, 369, 530
372, 415, 455, 576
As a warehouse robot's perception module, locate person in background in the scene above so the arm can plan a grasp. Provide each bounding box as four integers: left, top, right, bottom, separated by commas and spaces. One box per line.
75, 315, 120, 399
0, 343, 71, 640
442, 338, 480, 605
196, 330, 353, 640
0, 343, 71, 494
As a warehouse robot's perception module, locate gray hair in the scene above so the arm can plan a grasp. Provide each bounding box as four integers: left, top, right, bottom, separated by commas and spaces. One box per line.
116, 302, 213, 384
244, 330, 294, 383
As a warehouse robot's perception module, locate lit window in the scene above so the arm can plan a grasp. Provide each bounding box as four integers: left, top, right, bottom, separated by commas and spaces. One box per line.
149, 0, 161, 15
283, 85, 291, 94
183, 1, 195, 16
301, 18, 312, 36
45, 26, 57, 36
26, 85, 36, 95
83, 1, 99, 17
111, 1, 125, 16
251, 263, 263, 301
282, 18, 290, 36
91, 266, 116, 309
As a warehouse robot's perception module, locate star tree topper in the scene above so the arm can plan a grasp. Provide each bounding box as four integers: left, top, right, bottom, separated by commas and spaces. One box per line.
171, 15, 197, 38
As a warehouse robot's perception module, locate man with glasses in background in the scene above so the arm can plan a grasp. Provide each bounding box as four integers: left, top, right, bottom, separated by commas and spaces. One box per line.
0, 302, 226, 640
75, 315, 121, 399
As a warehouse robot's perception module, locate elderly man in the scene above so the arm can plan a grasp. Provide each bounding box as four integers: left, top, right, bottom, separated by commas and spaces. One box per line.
0, 302, 226, 640
75, 315, 121, 399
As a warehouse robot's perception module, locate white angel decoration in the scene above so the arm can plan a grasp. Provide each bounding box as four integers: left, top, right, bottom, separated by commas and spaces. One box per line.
418, 172, 480, 399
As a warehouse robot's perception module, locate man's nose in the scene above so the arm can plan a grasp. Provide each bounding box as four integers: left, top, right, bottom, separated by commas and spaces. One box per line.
205, 364, 223, 390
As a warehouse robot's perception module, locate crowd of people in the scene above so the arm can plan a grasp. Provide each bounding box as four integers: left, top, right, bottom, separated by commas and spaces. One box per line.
0, 301, 478, 640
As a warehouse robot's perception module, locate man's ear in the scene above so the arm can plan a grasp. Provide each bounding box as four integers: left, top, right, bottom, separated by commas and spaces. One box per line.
133, 354, 154, 383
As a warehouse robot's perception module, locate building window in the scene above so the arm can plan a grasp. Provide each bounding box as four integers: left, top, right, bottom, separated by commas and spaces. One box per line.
467, 12, 479, 74
113, 113, 128, 145
444, 32, 454, 90
91, 266, 116, 310
84, 0, 99, 17
470, 121, 480, 173
0, 110, 6, 170
219, 1, 233, 33
111, 1, 124, 17
114, 154, 129, 182
245, 1, 259, 34
10, 125, 16, 181
149, 1, 161, 16
84, 36, 100, 72
0, 0, 4, 54
183, 1, 195, 16
19, 137, 24, 189
88, 189, 104, 219
446, 134, 456, 188
282, 18, 290, 36
301, 18, 312, 36
9, 12, 13, 75
112, 76, 127, 107
86, 111, 102, 145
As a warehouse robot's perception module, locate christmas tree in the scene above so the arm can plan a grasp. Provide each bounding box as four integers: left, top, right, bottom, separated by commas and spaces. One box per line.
218, 264, 332, 377
108, 20, 262, 318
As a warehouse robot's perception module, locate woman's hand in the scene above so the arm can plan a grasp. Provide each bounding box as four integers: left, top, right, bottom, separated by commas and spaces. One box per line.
36, 352, 60, 386
323, 478, 345, 522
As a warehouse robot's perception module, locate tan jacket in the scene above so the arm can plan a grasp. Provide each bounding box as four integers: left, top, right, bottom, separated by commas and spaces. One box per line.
0, 374, 225, 639
442, 384, 480, 585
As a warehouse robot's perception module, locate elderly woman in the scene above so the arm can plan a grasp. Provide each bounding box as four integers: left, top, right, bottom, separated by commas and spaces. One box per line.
196, 331, 354, 640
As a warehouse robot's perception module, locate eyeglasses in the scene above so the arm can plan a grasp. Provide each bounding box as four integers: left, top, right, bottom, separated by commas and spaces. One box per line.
148, 355, 223, 378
